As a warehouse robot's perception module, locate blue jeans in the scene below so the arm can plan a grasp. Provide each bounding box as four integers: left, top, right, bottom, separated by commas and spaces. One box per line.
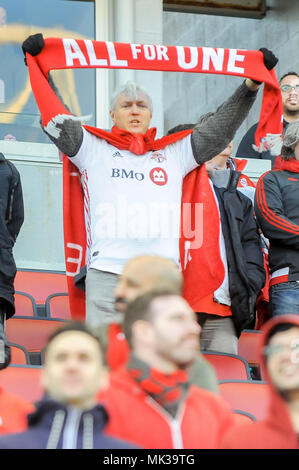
270, 281, 299, 316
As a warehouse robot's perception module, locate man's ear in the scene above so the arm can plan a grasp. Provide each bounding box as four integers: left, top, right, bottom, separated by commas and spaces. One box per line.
132, 320, 154, 346
110, 110, 115, 124
40, 368, 48, 390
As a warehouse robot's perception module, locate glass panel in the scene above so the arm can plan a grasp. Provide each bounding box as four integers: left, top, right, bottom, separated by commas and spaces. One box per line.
0, 0, 95, 145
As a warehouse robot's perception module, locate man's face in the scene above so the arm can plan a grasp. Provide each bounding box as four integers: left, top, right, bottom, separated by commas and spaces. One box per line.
205, 141, 233, 172
265, 327, 299, 393
147, 296, 201, 367
110, 92, 152, 134
42, 331, 103, 408
114, 260, 181, 313
280, 75, 299, 115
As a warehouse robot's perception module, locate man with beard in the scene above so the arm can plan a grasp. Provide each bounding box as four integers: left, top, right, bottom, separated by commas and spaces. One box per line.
93, 255, 219, 393
98, 290, 234, 449
236, 72, 299, 167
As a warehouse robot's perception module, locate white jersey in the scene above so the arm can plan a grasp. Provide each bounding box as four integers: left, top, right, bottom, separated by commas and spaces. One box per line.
70, 128, 198, 274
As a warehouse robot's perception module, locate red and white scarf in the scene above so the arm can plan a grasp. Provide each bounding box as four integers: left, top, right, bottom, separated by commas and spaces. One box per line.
26, 39, 283, 320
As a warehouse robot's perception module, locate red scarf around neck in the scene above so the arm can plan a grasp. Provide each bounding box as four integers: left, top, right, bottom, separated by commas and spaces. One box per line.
279, 158, 299, 173
26, 39, 283, 320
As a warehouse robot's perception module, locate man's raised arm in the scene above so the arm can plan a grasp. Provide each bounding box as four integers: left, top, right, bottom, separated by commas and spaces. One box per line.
190, 48, 278, 165
22, 34, 84, 157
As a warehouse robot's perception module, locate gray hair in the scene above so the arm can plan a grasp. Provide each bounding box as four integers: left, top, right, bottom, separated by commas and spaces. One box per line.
281, 119, 299, 160
109, 81, 153, 112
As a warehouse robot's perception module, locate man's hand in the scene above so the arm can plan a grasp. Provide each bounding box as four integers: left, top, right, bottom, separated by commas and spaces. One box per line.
259, 48, 279, 71
22, 33, 45, 65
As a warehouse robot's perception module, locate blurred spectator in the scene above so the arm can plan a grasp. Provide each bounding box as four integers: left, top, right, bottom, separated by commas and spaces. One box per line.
255, 120, 299, 316
0, 322, 137, 449
0, 152, 24, 370
93, 254, 219, 393
98, 290, 235, 449
221, 314, 299, 449
236, 72, 299, 167
0, 386, 34, 435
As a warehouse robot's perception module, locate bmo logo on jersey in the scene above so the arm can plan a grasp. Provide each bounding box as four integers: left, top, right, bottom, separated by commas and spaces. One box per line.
150, 167, 168, 186
111, 168, 145, 181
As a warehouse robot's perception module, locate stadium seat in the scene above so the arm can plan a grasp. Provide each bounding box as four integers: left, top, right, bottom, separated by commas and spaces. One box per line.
8, 342, 30, 365
238, 329, 264, 366
14, 270, 68, 305
203, 351, 252, 381
45, 293, 71, 320
15, 291, 38, 317
6, 317, 67, 353
238, 329, 265, 379
0, 365, 43, 402
219, 380, 271, 421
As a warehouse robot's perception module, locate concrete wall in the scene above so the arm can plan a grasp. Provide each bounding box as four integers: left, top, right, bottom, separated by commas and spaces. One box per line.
162, 0, 299, 155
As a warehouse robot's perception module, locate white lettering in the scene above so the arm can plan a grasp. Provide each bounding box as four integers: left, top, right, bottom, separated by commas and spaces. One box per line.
106, 41, 128, 67
84, 40, 108, 66
202, 47, 224, 71
63, 38, 88, 67
227, 49, 245, 74
176, 46, 198, 70
144, 44, 156, 61
66, 243, 83, 276
156, 45, 169, 61
131, 44, 142, 59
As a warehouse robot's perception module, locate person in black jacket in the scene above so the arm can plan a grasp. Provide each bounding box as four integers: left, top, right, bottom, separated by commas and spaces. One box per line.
167, 128, 266, 354
255, 119, 299, 317
0, 152, 24, 370
0, 321, 137, 449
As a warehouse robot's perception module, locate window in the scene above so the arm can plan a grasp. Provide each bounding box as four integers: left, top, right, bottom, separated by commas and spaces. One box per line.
0, 0, 95, 143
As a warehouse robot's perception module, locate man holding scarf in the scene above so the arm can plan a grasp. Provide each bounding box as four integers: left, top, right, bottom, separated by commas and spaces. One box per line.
22, 34, 278, 330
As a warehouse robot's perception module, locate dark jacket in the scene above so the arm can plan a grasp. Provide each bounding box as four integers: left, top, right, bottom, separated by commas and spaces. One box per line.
0, 397, 137, 449
213, 170, 266, 337
0, 153, 24, 317
254, 168, 299, 282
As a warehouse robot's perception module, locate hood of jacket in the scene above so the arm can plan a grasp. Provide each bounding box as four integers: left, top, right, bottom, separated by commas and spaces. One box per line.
259, 315, 299, 443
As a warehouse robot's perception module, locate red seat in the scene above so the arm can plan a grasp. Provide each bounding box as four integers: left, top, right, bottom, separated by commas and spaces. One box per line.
0, 365, 43, 402
14, 270, 68, 305
203, 352, 251, 381
219, 380, 271, 421
6, 317, 67, 353
238, 329, 264, 367
15, 291, 38, 317
8, 342, 30, 365
45, 293, 71, 320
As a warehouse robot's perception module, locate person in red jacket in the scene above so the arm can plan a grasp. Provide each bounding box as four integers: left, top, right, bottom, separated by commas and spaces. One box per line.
98, 290, 235, 449
221, 314, 299, 449
94, 254, 219, 393
0, 387, 34, 435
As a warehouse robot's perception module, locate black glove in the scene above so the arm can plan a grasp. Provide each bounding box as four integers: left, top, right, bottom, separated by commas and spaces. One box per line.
22, 33, 45, 65
251, 48, 279, 85
259, 47, 278, 70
